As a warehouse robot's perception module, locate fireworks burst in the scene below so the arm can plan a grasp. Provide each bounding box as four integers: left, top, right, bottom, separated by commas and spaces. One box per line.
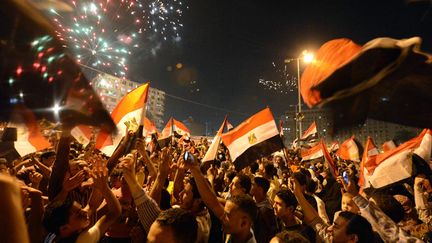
48, 0, 186, 78
258, 62, 298, 94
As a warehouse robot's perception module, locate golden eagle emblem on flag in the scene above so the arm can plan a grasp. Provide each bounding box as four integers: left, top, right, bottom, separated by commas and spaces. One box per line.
248, 133, 257, 144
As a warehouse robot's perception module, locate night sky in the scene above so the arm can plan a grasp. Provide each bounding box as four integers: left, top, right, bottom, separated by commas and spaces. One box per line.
128, 0, 432, 133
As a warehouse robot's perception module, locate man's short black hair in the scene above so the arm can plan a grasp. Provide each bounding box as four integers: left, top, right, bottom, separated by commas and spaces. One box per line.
338, 211, 374, 243
253, 176, 270, 193
274, 230, 309, 243
43, 200, 74, 234
236, 174, 252, 194
228, 194, 258, 222
155, 208, 198, 243
264, 163, 275, 177
276, 189, 298, 208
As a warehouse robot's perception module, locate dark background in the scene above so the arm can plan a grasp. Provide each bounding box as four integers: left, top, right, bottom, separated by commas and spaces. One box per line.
125, 0, 432, 132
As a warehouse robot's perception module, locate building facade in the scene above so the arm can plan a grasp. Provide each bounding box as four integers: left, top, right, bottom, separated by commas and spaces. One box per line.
90, 73, 166, 129
281, 106, 420, 149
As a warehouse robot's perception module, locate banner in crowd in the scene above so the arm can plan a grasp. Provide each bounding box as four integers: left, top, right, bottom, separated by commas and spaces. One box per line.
382, 140, 396, 152
368, 129, 432, 188
358, 136, 379, 188
96, 83, 149, 156
221, 108, 284, 171
336, 135, 360, 162
301, 139, 338, 177
202, 116, 227, 163
8, 105, 51, 157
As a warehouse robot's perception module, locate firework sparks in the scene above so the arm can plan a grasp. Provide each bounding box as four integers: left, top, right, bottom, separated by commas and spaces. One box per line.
258, 61, 298, 94
48, 0, 186, 78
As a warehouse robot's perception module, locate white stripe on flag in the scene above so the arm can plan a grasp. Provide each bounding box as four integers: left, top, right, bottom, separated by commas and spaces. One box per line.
226, 120, 279, 162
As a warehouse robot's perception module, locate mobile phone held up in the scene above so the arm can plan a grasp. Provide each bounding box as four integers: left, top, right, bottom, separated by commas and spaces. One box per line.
184, 151, 194, 164
342, 171, 349, 184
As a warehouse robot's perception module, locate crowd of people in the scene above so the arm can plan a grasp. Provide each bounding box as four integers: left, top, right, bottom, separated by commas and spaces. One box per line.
0, 121, 431, 243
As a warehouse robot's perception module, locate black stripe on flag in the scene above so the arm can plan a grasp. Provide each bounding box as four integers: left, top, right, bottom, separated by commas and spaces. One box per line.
233, 135, 284, 171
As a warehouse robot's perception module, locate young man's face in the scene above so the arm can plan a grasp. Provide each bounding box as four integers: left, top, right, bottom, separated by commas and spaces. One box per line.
273, 195, 292, 219
147, 222, 177, 243
179, 181, 194, 210
67, 202, 90, 231
229, 176, 245, 196
221, 200, 245, 234
328, 215, 355, 243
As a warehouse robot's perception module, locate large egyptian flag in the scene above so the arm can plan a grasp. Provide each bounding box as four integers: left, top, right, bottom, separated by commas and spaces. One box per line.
300, 37, 432, 132
7, 105, 51, 157
368, 129, 432, 188
358, 136, 379, 188
95, 83, 149, 155
221, 108, 284, 171
301, 139, 338, 177
202, 116, 227, 163
336, 136, 361, 162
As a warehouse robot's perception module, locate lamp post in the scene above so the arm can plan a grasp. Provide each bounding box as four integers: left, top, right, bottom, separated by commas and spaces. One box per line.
285, 50, 314, 139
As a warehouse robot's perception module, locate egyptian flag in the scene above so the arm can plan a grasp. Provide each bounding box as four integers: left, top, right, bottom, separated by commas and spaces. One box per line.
8, 105, 51, 157
279, 119, 284, 138
221, 108, 284, 171
368, 129, 432, 188
301, 122, 318, 141
158, 118, 190, 148
336, 136, 361, 162
358, 136, 379, 188
301, 139, 338, 177
382, 140, 397, 152
226, 120, 234, 131
143, 117, 157, 137
95, 83, 149, 156
71, 125, 93, 146
202, 117, 227, 163
300, 37, 432, 132
329, 141, 340, 152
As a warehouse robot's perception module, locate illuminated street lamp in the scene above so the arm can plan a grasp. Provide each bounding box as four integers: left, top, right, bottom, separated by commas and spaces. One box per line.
285, 50, 314, 139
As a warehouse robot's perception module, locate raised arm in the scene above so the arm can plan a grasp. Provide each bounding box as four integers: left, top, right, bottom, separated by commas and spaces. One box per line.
86, 158, 121, 236
149, 148, 171, 205
119, 151, 161, 233
48, 129, 72, 200
184, 158, 225, 219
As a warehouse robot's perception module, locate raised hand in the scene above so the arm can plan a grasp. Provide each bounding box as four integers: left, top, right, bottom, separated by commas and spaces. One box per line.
63, 171, 84, 192
29, 171, 43, 188
119, 151, 138, 180
91, 156, 109, 191
158, 148, 171, 178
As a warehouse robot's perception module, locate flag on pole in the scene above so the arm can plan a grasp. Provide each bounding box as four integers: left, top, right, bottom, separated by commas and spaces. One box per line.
71, 125, 93, 146
95, 83, 149, 156
221, 108, 284, 171
368, 129, 432, 188
336, 136, 361, 162
143, 117, 157, 137
301, 139, 338, 177
329, 141, 340, 152
158, 118, 190, 148
301, 122, 318, 140
358, 136, 379, 188
202, 116, 227, 163
226, 120, 234, 131
8, 105, 51, 157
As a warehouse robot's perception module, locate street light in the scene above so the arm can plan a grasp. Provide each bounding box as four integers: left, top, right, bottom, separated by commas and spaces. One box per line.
285, 50, 314, 139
